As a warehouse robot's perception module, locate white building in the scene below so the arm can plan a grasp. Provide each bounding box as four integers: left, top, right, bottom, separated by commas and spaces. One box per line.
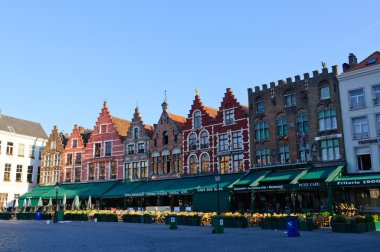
0, 114, 47, 209
338, 52, 380, 174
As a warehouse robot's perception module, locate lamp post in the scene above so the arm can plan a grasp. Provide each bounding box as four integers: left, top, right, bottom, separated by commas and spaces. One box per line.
215, 174, 221, 215
54, 182, 60, 223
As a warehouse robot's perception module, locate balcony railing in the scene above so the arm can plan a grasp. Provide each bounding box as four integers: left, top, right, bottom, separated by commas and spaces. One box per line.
128, 150, 134, 155
138, 149, 145, 154
350, 102, 366, 110
189, 145, 197, 151
373, 98, 380, 106
353, 132, 369, 140
200, 143, 209, 149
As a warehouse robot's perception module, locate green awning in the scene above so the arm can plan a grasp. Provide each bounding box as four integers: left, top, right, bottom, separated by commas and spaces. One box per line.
19, 186, 54, 200
331, 173, 380, 186
299, 166, 338, 181
196, 173, 244, 192
102, 181, 144, 198
261, 169, 305, 183
231, 172, 269, 191
159, 175, 213, 195
126, 179, 177, 197
19, 198, 39, 208
42, 183, 82, 199
81, 181, 118, 198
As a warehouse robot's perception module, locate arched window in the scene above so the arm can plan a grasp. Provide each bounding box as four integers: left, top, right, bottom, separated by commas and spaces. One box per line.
200, 131, 209, 149
189, 155, 199, 175
163, 131, 169, 145
200, 153, 210, 173
189, 133, 197, 150
134, 128, 139, 139
193, 111, 201, 129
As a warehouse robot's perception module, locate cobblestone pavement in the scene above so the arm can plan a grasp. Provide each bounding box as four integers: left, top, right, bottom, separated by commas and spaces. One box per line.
0, 221, 379, 252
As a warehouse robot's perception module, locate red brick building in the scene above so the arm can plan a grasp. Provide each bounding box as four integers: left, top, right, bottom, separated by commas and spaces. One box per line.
149, 98, 186, 179
82, 102, 131, 182
183, 88, 250, 175
63, 125, 91, 183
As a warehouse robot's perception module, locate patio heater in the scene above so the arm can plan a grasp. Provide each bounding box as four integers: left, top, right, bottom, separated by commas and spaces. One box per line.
54, 182, 60, 223
215, 174, 221, 215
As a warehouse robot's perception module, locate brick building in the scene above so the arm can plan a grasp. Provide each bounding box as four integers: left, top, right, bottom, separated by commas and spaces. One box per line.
40, 126, 68, 185
149, 97, 186, 180
63, 125, 91, 183
182, 88, 250, 176
82, 102, 131, 182
124, 106, 153, 181
245, 65, 346, 212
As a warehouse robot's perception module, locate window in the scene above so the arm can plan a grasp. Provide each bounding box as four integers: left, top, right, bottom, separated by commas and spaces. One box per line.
278, 145, 289, 164
193, 111, 201, 129
72, 139, 78, 148
349, 88, 365, 109
200, 131, 209, 149
320, 139, 340, 161
38, 148, 42, 159
356, 147, 372, 171
65, 168, 72, 182
219, 134, 229, 151
100, 124, 107, 134
200, 154, 209, 173
376, 115, 380, 136
37, 166, 41, 184
128, 144, 134, 155
111, 161, 117, 179
232, 131, 242, 150
232, 154, 244, 172
277, 118, 288, 137
124, 163, 131, 180
174, 134, 178, 143
284, 93, 296, 107
138, 143, 145, 153
163, 131, 169, 145
94, 143, 102, 157
189, 155, 198, 174
298, 143, 310, 162
27, 166, 33, 183
75, 167, 81, 182
152, 157, 159, 175
173, 154, 180, 173
352, 117, 369, 139
54, 154, 61, 166
50, 140, 56, 150
0, 194, 8, 210
189, 133, 197, 151
256, 101, 264, 113
18, 144, 25, 157
297, 114, 309, 134
219, 156, 230, 174
132, 162, 139, 179
105, 142, 112, 156
373, 85, 380, 105
163, 154, 171, 174
224, 109, 234, 125
154, 139, 157, 147
89, 163, 95, 180
75, 153, 82, 165
318, 109, 337, 131
16, 165, 22, 182
99, 163, 105, 180
66, 154, 73, 165
320, 86, 330, 100
140, 161, 147, 178
254, 122, 269, 141
255, 148, 271, 167
29, 145, 35, 158
4, 164, 11, 181
134, 128, 139, 139
6, 142, 13, 155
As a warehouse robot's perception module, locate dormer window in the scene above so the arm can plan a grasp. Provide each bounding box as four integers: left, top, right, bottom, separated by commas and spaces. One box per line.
134, 128, 139, 139
50, 141, 56, 150
193, 111, 201, 129
163, 131, 169, 145
100, 124, 107, 134
72, 139, 78, 148
224, 109, 234, 125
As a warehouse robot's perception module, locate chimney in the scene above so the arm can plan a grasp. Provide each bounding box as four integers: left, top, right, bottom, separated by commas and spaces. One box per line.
349, 53, 357, 67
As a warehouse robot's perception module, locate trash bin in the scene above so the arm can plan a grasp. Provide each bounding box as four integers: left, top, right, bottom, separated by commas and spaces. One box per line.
36, 211, 42, 221
169, 214, 177, 230
212, 215, 224, 234
286, 216, 299, 237
54, 211, 64, 223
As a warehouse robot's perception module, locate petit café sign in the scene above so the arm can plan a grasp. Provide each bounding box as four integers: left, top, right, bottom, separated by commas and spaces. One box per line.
297, 182, 322, 188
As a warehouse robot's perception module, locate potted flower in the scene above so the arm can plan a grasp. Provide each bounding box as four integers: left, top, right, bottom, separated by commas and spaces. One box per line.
365, 215, 375, 232
351, 215, 366, 233
332, 215, 350, 233
374, 215, 380, 231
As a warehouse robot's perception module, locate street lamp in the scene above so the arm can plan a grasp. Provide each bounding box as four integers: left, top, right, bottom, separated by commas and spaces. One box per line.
215, 174, 221, 216
54, 182, 60, 223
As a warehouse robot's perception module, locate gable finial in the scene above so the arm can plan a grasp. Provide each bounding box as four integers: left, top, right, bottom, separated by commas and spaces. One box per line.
161, 90, 169, 111
195, 89, 199, 96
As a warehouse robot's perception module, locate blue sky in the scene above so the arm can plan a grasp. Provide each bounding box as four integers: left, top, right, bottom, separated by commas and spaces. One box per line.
0, 1, 379, 135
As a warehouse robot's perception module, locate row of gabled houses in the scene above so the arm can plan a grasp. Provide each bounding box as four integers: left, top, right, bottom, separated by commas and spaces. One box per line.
10, 51, 380, 213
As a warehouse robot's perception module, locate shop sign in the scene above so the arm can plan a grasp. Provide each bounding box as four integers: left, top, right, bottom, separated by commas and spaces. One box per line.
233, 187, 252, 191
335, 179, 380, 186
197, 187, 223, 192
251, 185, 286, 190
168, 190, 190, 195
297, 182, 324, 188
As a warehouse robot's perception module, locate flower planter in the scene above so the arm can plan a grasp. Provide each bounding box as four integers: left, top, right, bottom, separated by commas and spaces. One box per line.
375, 221, 380, 231
351, 223, 367, 233
94, 214, 118, 222
143, 215, 153, 224
299, 222, 313, 231
276, 221, 287, 230
261, 221, 274, 230
332, 223, 350, 233
0, 212, 12, 220
366, 222, 376, 232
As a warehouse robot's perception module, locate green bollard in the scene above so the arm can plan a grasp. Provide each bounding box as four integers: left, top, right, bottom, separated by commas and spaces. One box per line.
212, 215, 224, 234
169, 214, 178, 230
